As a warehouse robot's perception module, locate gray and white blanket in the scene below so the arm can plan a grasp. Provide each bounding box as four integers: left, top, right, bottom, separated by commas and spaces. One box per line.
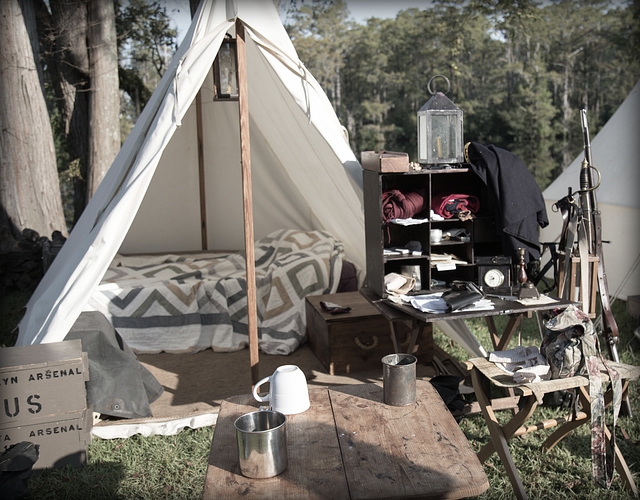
86, 229, 345, 355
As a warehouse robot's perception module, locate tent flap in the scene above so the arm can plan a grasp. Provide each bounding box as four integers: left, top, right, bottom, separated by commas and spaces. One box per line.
16, 0, 364, 346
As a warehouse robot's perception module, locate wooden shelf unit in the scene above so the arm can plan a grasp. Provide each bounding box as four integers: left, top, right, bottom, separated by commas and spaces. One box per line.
363, 165, 502, 297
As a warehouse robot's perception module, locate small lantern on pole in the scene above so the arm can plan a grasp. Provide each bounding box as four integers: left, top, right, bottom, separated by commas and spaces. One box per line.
417, 75, 463, 166
213, 35, 239, 99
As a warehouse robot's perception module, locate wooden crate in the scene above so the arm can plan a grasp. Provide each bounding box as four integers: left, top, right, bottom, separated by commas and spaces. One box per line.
0, 340, 89, 427
0, 339, 91, 469
305, 292, 432, 375
361, 151, 410, 172
0, 410, 92, 469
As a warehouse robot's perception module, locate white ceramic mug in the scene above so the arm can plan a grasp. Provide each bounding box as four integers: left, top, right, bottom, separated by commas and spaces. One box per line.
252, 365, 310, 415
430, 228, 443, 244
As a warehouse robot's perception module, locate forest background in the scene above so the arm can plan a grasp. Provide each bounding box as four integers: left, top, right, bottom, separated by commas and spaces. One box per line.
284, 0, 639, 189
1, 0, 639, 241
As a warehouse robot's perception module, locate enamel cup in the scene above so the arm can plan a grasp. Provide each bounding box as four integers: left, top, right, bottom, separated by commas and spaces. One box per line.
252, 365, 310, 415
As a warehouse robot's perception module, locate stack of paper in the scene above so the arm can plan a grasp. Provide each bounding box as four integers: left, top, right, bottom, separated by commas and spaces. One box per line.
430, 253, 468, 265
400, 293, 495, 314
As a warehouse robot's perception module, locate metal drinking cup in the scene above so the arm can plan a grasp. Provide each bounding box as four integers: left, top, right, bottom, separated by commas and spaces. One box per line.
382, 353, 417, 406
234, 410, 287, 478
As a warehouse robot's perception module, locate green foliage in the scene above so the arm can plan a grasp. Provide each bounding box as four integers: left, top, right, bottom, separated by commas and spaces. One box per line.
25, 427, 215, 499
285, 0, 354, 119
288, 0, 639, 190
117, 0, 178, 126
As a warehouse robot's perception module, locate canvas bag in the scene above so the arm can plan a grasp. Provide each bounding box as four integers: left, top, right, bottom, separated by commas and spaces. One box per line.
541, 305, 621, 488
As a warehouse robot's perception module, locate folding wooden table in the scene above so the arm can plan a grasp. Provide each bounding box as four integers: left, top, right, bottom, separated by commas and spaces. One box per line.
360, 286, 575, 354
202, 380, 488, 499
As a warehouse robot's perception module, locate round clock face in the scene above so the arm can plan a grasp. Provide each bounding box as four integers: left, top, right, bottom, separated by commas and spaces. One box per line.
484, 268, 505, 288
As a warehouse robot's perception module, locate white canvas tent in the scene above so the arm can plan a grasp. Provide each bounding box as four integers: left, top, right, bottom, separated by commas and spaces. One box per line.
540, 80, 640, 301
16, 0, 365, 347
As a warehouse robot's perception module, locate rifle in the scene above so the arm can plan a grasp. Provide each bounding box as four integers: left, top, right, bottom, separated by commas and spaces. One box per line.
579, 110, 631, 416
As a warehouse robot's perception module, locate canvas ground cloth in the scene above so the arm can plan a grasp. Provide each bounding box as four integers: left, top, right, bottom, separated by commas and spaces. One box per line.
91, 343, 463, 439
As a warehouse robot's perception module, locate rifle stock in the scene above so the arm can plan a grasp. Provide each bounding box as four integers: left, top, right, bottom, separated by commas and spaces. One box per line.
580, 110, 630, 416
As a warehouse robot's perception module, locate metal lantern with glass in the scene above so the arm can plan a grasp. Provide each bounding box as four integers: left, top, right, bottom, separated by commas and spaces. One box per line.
417, 75, 463, 167
213, 35, 238, 99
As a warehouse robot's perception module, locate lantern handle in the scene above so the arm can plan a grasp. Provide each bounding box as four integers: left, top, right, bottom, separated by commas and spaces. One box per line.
427, 75, 450, 95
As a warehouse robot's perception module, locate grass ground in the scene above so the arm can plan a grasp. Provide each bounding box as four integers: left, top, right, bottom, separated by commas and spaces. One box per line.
2, 289, 639, 499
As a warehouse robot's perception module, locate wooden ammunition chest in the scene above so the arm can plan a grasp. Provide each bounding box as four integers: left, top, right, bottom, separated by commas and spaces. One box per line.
0, 339, 91, 469
305, 291, 432, 375
0, 410, 92, 469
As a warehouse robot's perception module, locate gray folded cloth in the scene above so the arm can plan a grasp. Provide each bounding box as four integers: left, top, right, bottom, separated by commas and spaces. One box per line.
489, 345, 550, 383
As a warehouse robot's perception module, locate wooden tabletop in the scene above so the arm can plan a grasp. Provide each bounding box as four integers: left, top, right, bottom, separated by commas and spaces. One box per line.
202, 380, 488, 499
360, 286, 575, 323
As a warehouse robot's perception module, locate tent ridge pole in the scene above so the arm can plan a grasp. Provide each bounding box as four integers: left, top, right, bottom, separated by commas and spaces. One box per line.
236, 18, 260, 386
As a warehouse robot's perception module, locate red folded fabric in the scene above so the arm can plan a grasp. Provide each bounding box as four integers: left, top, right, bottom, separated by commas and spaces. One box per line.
432, 193, 480, 218
382, 189, 427, 222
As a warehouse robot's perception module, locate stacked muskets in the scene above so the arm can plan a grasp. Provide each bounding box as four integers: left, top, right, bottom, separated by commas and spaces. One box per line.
555, 109, 630, 415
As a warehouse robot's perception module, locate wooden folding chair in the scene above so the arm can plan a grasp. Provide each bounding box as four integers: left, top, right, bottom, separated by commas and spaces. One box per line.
466, 356, 639, 500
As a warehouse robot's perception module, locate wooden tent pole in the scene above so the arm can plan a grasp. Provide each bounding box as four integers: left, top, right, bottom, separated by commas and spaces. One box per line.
195, 92, 208, 250
190, 0, 207, 251
235, 19, 260, 385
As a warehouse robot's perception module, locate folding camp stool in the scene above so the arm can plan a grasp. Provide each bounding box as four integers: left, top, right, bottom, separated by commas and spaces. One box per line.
466, 356, 640, 500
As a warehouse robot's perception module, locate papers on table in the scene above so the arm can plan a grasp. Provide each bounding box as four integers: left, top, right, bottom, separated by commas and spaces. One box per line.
400, 293, 495, 314
403, 292, 448, 313
516, 295, 558, 306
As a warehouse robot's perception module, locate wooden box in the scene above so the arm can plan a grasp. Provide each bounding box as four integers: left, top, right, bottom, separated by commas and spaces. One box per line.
305, 292, 431, 375
0, 339, 91, 469
0, 340, 89, 427
361, 151, 410, 172
0, 410, 92, 469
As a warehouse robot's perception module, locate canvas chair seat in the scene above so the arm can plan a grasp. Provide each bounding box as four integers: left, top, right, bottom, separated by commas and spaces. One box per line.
466, 356, 639, 500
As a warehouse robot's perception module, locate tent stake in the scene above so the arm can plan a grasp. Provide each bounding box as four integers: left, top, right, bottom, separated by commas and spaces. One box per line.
236, 19, 260, 386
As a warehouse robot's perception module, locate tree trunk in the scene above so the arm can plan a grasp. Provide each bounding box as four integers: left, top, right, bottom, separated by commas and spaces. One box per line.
86, 0, 120, 198
39, 0, 90, 223
0, 0, 67, 239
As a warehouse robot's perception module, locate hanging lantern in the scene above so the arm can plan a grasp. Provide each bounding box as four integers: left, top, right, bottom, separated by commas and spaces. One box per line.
213, 35, 238, 99
417, 75, 463, 165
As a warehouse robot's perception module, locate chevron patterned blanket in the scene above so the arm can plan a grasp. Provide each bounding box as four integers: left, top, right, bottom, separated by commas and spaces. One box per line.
86, 230, 345, 355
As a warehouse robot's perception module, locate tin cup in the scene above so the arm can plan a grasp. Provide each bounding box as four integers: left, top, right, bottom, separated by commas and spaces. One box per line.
382, 353, 417, 406
234, 410, 287, 478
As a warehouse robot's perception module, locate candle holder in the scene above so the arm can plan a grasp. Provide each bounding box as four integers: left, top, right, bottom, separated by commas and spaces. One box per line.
517, 248, 539, 299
